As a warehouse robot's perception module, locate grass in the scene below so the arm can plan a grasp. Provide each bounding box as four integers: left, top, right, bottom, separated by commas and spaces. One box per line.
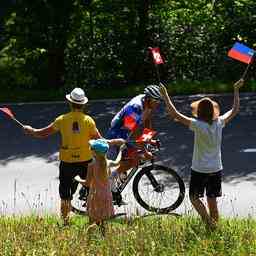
1, 80, 256, 103
0, 214, 256, 255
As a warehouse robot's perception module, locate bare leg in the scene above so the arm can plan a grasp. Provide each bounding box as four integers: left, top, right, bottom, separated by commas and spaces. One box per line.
190, 196, 212, 226
207, 197, 219, 224
60, 199, 71, 225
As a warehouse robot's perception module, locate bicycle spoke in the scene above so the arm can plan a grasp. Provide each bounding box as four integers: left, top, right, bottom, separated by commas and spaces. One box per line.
133, 165, 185, 213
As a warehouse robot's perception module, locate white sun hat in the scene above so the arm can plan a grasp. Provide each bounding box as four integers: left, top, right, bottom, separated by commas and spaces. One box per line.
66, 88, 88, 105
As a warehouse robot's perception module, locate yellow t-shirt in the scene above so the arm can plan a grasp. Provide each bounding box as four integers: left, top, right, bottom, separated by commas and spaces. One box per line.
52, 112, 97, 163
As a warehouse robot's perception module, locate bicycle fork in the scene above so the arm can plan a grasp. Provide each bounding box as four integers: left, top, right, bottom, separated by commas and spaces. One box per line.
144, 165, 165, 193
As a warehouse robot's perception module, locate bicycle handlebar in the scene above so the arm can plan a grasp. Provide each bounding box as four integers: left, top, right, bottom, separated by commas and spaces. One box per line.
126, 139, 161, 152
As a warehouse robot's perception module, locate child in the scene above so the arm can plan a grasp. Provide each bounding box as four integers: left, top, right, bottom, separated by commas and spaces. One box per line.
159, 79, 244, 229
75, 138, 125, 236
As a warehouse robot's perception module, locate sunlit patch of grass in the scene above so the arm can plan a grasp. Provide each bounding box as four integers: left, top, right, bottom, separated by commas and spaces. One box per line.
0, 214, 256, 255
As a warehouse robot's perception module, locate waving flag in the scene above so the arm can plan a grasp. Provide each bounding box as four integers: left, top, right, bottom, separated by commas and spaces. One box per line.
228, 42, 255, 64
136, 128, 157, 143
0, 107, 24, 127
0, 107, 14, 119
149, 47, 164, 65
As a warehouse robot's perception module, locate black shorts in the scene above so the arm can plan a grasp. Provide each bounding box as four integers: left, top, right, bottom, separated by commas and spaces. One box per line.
189, 169, 222, 199
59, 160, 91, 200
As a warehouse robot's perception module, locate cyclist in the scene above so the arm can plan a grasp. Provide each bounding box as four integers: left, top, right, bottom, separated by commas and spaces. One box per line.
23, 88, 101, 225
106, 85, 162, 190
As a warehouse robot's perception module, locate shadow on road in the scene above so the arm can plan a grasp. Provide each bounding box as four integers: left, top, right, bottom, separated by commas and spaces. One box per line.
1, 94, 256, 185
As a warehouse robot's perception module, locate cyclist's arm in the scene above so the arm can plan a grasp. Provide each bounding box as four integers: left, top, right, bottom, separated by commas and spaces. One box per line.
142, 108, 152, 129
159, 84, 192, 127
107, 138, 126, 146
107, 146, 125, 167
23, 123, 56, 138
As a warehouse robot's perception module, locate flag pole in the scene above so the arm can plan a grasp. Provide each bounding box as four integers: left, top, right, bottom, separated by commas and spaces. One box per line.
241, 62, 252, 80
11, 117, 24, 127
155, 64, 161, 83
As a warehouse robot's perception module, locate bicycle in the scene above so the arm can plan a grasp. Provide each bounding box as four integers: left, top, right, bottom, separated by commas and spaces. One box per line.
71, 137, 185, 215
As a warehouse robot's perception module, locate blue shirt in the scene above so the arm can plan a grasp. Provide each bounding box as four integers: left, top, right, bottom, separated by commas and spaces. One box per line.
107, 94, 145, 139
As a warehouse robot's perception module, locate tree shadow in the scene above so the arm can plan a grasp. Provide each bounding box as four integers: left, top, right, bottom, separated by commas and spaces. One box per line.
1, 93, 256, 186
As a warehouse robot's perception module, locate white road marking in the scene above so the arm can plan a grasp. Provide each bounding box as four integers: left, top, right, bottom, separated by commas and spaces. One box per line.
240, 148, 256, 153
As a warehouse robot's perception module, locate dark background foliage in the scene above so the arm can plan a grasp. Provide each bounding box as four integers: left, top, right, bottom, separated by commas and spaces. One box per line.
0, 0, 256, 93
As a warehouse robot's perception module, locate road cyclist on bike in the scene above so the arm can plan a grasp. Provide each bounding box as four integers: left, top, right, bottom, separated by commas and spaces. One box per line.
106, 85, 162, 198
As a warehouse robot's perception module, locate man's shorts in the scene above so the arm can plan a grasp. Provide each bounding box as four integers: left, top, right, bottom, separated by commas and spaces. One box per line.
59, 160, 91, 200
189, 169, 222, 199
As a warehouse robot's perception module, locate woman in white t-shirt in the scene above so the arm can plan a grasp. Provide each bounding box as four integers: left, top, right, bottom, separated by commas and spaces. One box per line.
159, 79, 244, 229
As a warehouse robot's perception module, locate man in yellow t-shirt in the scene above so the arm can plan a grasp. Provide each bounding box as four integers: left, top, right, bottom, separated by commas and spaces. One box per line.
23, 88, 101, 225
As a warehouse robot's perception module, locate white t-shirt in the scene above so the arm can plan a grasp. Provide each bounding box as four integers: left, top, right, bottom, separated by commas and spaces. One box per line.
189, 116, 226, 173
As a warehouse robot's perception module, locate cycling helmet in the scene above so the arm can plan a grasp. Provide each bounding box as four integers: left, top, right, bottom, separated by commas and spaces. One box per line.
144, 85, 162, 100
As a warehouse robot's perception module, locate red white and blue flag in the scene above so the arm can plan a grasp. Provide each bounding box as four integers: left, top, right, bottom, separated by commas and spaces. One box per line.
228, 42, 255, 64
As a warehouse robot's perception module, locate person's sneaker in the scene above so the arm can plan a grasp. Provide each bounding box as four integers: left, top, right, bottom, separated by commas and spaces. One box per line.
78, 186, 89, 200
119, 172, 128, 183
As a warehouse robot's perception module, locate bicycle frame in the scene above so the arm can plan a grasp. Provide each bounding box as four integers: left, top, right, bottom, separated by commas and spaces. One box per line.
115, 158, 155, 194
116, 166, 139, 193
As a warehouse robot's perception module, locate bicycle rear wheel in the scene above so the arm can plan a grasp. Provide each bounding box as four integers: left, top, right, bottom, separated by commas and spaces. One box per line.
133, 164, 185, 213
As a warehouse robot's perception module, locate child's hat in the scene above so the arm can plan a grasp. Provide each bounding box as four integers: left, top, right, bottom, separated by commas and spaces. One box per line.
190, 97, 220, 120
89, 139, 109, 154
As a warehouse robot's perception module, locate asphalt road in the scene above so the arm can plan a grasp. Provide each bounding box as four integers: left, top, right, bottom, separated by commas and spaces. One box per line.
0, 92, 256, 217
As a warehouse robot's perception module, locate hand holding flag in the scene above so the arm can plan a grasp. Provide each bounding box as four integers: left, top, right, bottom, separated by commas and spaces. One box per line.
0, 107, 24, 127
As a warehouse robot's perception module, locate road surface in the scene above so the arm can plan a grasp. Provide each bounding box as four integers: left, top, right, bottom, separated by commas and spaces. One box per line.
0, 92, 256, 217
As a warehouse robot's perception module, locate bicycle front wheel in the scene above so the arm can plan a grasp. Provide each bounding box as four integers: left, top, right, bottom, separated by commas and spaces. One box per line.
133, 164, 185, 213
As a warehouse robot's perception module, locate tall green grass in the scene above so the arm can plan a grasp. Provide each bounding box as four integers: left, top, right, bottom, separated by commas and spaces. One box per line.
0, 214, 255, 255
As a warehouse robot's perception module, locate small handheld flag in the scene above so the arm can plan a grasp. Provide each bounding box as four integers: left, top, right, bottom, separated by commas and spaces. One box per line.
136, 128, 157, 143
149, 47, 164, 83
149, 47, 164, 65
0, 107, 24, 127
0, 107, 14, 118
228, 42, 255, 64
228, 42, 255, 79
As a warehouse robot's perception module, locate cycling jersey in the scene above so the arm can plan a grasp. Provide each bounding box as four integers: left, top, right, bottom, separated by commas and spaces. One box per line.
52, 112, 97, 162
107, 94, 145, 140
